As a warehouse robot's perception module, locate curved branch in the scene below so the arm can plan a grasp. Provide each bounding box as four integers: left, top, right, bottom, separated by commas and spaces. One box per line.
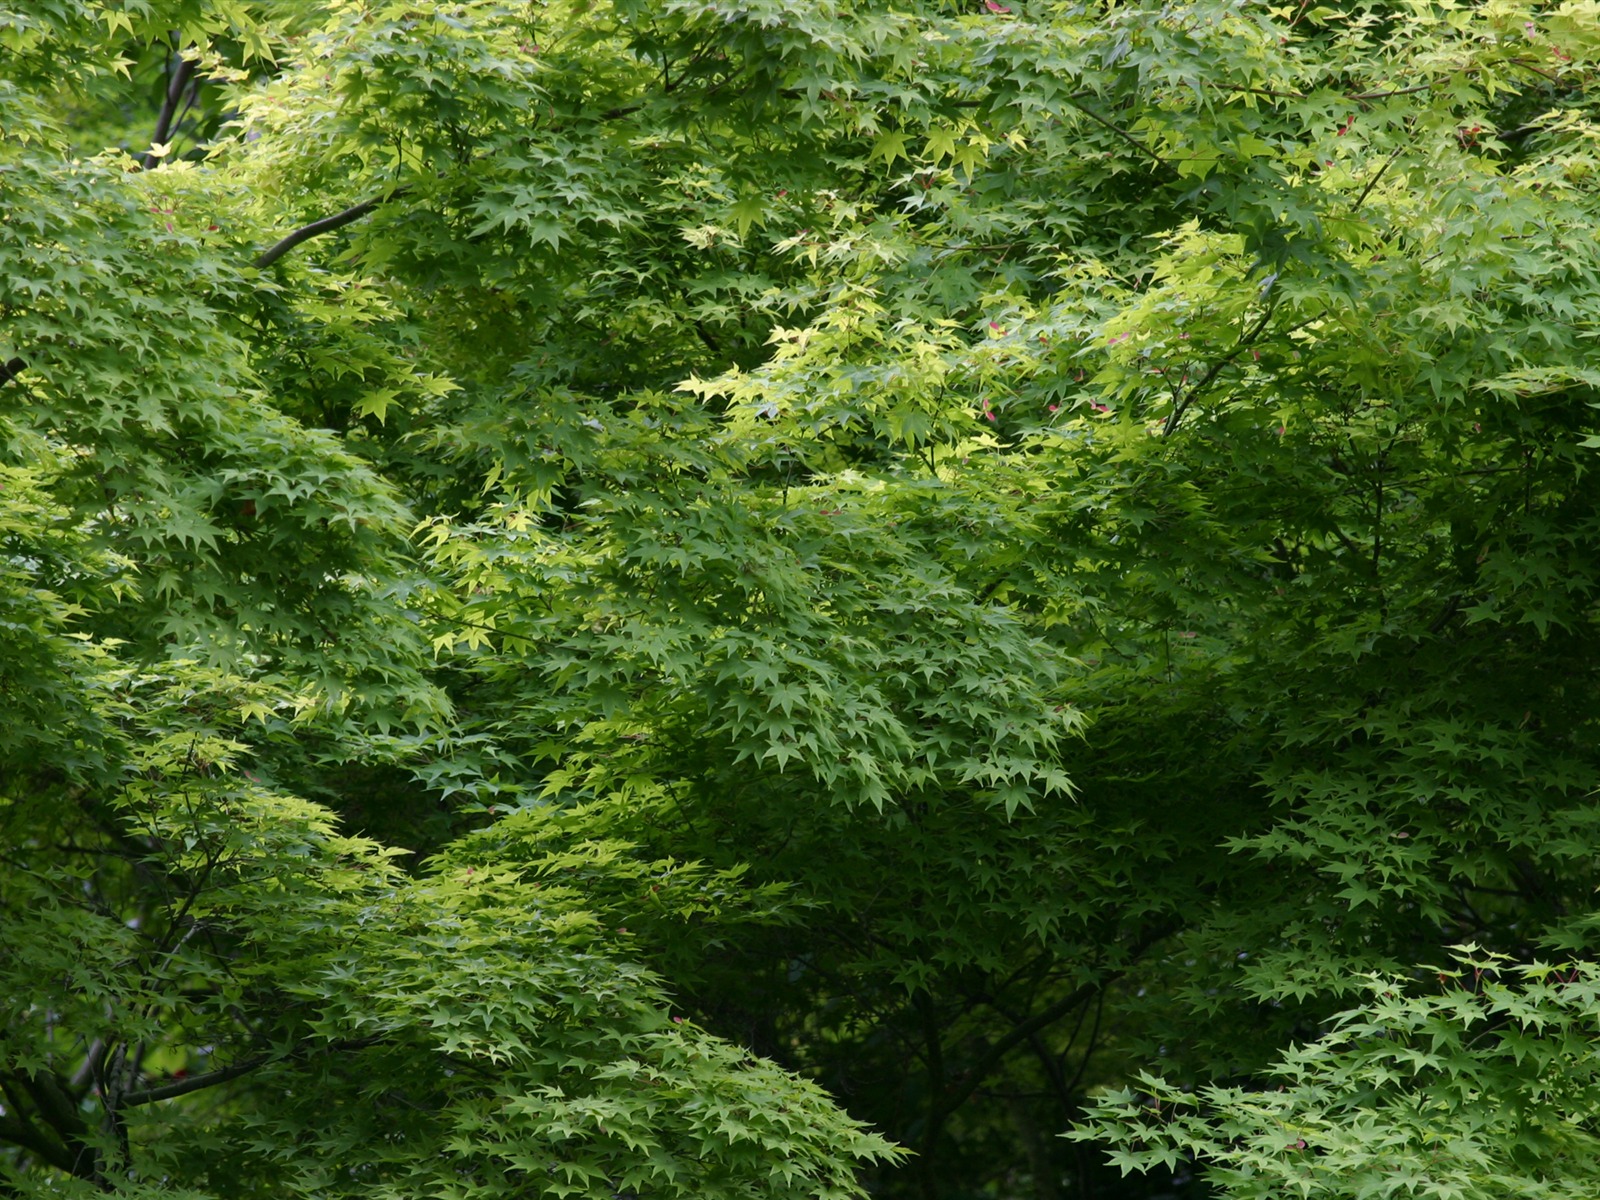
0, 188, 406, 388
927, 979, 1098, 1137
0, 1075, 82, 1178
16, 1073, 87, 1145
119, 1055, 268, 1108
119, 1036, 383, 1108
254, 189, 407, 270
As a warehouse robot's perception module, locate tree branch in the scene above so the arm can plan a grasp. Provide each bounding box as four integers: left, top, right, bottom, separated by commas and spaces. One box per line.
254, 190, 407, 270
920, 921, 1180, 1157
118, 1055, 269, 1107
119, 1036, 384, 1108
0, 1110, 76, 1177
1064, 94, 1169, 169
142, 53, 198, 171
8, 169, 409, 386
1163, 294, 1282, 437
928, 979, 1098, 1134
1350, 140, 1407, 214
15, 1072, 88, 1146
0, 1075, 85, 1179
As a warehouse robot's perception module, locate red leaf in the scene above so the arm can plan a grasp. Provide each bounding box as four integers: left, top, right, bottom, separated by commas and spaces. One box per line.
984, 0, 1012, 11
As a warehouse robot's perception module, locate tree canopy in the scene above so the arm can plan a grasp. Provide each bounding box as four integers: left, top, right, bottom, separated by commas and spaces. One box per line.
6, 1, 1600, 1198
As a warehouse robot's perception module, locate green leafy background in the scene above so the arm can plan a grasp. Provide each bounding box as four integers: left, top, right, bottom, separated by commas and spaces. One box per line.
6, 1, 1600, 1198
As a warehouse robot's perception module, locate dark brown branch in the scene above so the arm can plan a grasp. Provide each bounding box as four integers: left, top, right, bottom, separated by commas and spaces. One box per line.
16, 1072, 88, 1145
0, 1073, 90, 1179
928, 980, 1098, 1136
0, 1109, 77, 1176
1062, 985, 1106, 1095
166, 77, 204, 159
118, 1055, 269, 1107
142, 54, 199, 171
1214, 68, 1484, 105
1349, 80, 1448, 101
1426, 593, 1463, 636
1214, 84, 1308, 101
1026, 1029, 1074, 1112
254, 190, 407, 270
119, 1036, 382, 1108
693, 320, 722, 356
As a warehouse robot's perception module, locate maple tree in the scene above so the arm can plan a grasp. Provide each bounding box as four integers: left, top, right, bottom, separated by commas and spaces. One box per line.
6, 1, 1600, 1198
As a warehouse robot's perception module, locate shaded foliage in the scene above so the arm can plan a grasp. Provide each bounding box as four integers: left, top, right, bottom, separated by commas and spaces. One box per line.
6, 2, 1600, 1199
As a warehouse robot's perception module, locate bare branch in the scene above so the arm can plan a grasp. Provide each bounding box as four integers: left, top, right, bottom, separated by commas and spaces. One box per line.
118, 1056, 269, 1108
142, 53, 199, 171
0, 1074, 84, 1178
254, 190, 407, 270
1350, 140, 1408, 213
919, 921, 1180, 1158
927, 979, 1098, 1135
120, 1036, 383, 1108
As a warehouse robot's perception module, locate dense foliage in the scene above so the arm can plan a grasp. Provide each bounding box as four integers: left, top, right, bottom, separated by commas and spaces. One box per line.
6, 1, 1600, 1197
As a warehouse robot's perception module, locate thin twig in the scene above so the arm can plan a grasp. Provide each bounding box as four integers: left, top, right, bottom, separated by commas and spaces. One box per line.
1349, 80, 1448, 101
1062, 986, 1107, 1095
1164, 291, 1283, 437
1350, 140, 1408, 213
1064, 95, 1169, 168
921, 921, 1179, 1142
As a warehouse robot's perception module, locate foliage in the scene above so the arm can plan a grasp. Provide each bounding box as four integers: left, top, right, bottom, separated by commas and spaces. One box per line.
2, 706, 891, 1198
8, 1, 1600, 1199
1075, 950, 1600, 1199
